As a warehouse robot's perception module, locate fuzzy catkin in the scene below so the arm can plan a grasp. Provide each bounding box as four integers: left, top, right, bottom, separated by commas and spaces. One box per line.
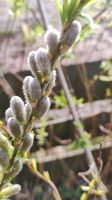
35, 48, 51, 78
9, 159, 23, 179
60, 21, 81, 53
36, 97, 50, 119
44, 70, 56, 96
20, 133, 34, 153
0, 133, 14, 156
8, 117, 23, 139
28, 51, 39, 78
0, 148, 9, 167
45, 29, 59, 54
5, 108, 14, 122
24, 103, 32, 123
10, 96, 25, 123
23, 76, 34, 102
29, 78, 42, 102
0, 184, 21, 198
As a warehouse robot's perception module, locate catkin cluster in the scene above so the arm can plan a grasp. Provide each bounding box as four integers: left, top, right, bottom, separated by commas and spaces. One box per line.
0, 20, 81, 199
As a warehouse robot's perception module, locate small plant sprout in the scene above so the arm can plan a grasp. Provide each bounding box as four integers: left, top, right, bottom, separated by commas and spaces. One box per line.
79, 162, 107, 200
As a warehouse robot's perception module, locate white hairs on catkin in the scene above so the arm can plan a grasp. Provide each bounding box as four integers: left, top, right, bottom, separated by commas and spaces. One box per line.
10, 96, 25, 123
29, 78, 42, 102
60, 20, 81, 53
23, 76, 34, 103
20, 133, 34, 153
35, 48, 51, 79
5, 108, 14, 121
45, 29, 60, 54
28, 51, 39, 78
36, 97, 50, 119
8, 117, 23, 139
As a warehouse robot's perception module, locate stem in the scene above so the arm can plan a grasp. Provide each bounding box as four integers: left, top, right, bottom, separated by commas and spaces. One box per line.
28, 164, 62, 200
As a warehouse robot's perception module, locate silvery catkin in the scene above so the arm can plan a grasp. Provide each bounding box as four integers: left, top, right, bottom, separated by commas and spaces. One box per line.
44, 70, 56, 96
20, 133, 34, 153
45, 29, 59, 54
9, 159, 23, 179
23, 76, 34, 102
36, 97, 50, 119
0, 133, 14, 156
29, 77, 42, 102
5, 108, 14, 121
35, 48, 51, 79
60, 20, 81, 53
10, 96, 25, 123
0, 148, 9, 167
0, 184, 21, 198
8, 117, 23, 139
24, 103, 32, 123
28, 51, 39, 78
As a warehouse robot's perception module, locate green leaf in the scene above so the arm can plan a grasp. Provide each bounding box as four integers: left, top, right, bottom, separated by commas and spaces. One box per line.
55, 0, 62, 15
67, 0, 81, 21
79, 13, 96, 28
61, 0, 69, 24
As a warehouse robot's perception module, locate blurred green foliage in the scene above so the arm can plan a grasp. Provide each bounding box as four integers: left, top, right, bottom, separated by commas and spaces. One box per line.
69, 131, 92, 150
53, 89, 84, 108
36, 126, 48, 146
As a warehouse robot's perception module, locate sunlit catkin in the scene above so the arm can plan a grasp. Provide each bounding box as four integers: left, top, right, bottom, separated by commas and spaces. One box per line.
44, 70, 56, 96
29, 78, 42, 102
23, 76, 33, 102
45, 29, 59, 54
10, 96, 25, 123
0, 184, 21, 198
0, 148, 9, 168
36, 97, 50, 119
0, 133, 14, 157
60, 21, 81, 53
20, 133, 34, 153
28, 51, 39, 77
24, 103, 32, 123
35, 48, 51, 79
9, 159, 23, 179
8, 117, 22, 139
5, 108, 14, 122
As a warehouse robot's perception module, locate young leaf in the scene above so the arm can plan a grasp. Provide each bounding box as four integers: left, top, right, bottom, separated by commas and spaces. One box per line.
79, 13, 96, 29
55, 0, 62, 16
67, 0, 81, 21
61, 0, 69, 24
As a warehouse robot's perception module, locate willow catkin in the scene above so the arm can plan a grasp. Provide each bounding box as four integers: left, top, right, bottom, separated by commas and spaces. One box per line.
8, 117, 23, 139
60, 21, 81, 53
0, 148, 9, 168
9, 159, 23, 179
35, 48, 51, 79
0, 133, 14, 157
24, 103, 32, 123
44, 70, 56, 96
28, 51, 39, 78
23, 76, 34, 102
10, 96, 25, 123
20, 133, 34, 153
0, 184, 21, 198
36, 97, 50, 119
29, 78, 42, 102
5, 108, 14, 122
45, 29, 59, 54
